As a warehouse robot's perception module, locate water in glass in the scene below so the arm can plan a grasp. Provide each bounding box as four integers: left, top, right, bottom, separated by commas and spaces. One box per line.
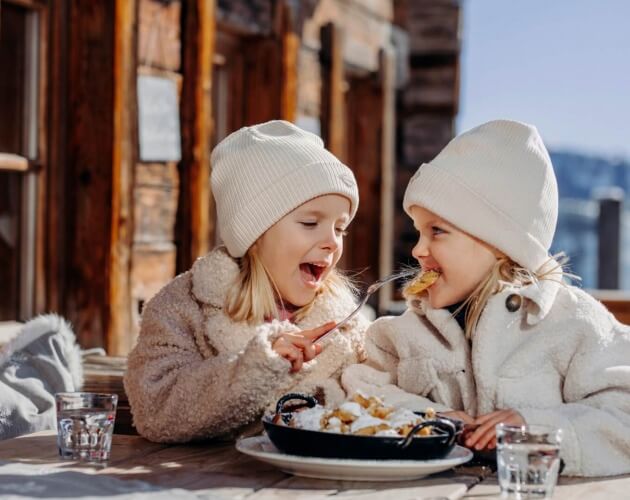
55, 393, 117, 463
496, 424, 562, 498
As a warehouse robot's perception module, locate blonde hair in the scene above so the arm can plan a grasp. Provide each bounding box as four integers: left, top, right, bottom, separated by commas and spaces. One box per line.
224, 247, 356, 324
404, 253, 575, 340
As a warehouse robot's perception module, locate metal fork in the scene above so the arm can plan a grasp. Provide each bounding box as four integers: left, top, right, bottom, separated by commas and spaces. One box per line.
316, 268, 418, 343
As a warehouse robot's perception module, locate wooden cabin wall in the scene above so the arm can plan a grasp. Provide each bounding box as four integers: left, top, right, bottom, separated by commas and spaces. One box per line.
393, 0, 461, 286
63, 0, 136, 352
300, 0, 395, 292
130, 0, 182, 344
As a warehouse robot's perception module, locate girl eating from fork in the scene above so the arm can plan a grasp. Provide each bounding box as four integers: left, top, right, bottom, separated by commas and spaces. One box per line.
125, 120, 368, 443
342, 119, 630, 476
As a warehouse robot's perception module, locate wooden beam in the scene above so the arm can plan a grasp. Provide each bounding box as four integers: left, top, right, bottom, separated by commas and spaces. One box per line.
33, 1, 49, 315
378, 46, 396, 314
45, 0, 69, 315
177, 0, 215, 272
320, 22, 346, 161
279, 1, 298, 122
108, 0, 137, 355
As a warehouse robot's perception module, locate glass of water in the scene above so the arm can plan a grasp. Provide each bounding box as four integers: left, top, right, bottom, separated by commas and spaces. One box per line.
496, 423, 563, 498
55, 392, 118, 464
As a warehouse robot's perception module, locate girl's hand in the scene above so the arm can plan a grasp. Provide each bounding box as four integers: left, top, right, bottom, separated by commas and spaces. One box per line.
439, 411, 475, 425
465, 409, 525, 451
439, 411, 476, 446
272, 321, 335, 372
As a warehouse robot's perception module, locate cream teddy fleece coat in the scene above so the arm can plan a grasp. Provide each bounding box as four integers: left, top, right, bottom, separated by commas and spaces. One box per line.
342, 278, 630, 477
124, 247, 368, 443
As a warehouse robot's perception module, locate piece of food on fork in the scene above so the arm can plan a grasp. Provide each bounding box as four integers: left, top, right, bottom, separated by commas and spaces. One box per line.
405, 270, 441, 295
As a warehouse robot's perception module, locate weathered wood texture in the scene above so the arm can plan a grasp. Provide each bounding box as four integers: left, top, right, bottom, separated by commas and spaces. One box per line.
344, 75, 383, 290
393, 0, 461, 283
138, 0, 181, 71
108, 0, 138, 356
302, 0, 393, 72
131, 1, 183, 345
378, 47, 396, 312
320, 22, 347, 162
464, 474, 630, 499
280, 1, 299, 122
0, 431, 487, 498
132, 68, 181, 343
176, 0, 215, 273
403, 0, 460, 55
217, 0, 273, 35
64, 1, 136, 352
46, 0, 70, 316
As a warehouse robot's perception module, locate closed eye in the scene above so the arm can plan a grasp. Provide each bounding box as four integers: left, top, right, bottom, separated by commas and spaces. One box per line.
300, 221, 318, 228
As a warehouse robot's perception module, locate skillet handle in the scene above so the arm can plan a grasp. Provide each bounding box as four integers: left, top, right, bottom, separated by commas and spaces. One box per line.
275, 393, 318, 415
399, 418, 457, 449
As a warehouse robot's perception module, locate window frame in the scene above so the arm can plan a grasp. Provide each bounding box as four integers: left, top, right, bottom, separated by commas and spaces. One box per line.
0, 0, 48, 321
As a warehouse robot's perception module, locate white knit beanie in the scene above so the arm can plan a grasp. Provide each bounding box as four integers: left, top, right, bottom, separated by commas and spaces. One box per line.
403, 119, 558, 272
210, 120, 359, 257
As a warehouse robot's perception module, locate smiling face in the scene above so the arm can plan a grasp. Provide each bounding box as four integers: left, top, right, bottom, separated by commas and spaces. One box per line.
254, 194, 351, 307
409, 205, 498, 309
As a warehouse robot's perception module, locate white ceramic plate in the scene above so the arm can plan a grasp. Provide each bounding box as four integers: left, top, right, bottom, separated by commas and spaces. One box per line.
236, 435, 473, 482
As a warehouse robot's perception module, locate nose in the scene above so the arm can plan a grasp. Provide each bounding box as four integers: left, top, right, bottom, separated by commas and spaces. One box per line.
411, 235, 429, 261
320, 227, 340, 252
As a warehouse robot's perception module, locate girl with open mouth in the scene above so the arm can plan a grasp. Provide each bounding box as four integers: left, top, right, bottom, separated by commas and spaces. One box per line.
124, 120, 369, 443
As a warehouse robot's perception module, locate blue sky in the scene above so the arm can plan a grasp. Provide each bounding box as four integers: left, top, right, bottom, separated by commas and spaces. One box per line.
458, 0, 630, 160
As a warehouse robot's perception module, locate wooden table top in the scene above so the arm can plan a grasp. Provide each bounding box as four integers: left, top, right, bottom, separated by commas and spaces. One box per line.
0, 431, 627, 499
0, 431, 489, 499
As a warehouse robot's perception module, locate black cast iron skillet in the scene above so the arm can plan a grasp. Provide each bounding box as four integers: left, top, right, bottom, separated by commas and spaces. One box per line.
262, 393, 463, 460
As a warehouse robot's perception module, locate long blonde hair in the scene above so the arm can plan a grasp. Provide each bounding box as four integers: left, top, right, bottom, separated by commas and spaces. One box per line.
224, 247, 356, 324
404, 253, 575, 339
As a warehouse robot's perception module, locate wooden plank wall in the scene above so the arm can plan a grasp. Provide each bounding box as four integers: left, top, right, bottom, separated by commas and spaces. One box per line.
176, 0, 215, 273
64, 0, 136, 351
392, 0, 461, 289
131, 0, 184, 344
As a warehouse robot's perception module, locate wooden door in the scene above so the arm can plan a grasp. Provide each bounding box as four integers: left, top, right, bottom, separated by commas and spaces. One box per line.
344, 75, 383, 294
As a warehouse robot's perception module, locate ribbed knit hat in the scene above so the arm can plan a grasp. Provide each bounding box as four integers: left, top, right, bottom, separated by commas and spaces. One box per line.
210, 120, 359, 257
403, 119, 558, 272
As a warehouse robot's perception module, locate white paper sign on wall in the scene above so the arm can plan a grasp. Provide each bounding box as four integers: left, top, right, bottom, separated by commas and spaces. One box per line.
137, 75, 182, 162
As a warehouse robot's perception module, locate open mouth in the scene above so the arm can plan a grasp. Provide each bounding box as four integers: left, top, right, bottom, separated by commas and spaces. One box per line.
299, 262, 327, 286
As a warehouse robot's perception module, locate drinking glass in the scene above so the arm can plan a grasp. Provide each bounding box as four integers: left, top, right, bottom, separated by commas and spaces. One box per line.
496, 423, 563, 498
55, 392, 118, 464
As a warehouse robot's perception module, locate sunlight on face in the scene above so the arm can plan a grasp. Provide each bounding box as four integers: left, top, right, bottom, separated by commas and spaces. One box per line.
255, 194, 351, 307
409, 205, 498, 309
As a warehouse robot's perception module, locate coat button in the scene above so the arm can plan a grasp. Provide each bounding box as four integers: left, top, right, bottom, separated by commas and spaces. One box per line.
505, 294, 522, 312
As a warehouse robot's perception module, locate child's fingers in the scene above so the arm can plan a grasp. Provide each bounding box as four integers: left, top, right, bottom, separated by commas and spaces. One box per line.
301, 341, 317, 362
466, 413, 503, 447
280, 333, 319, 361
300, 321, 336, 340
471, 411, 499, 426
272, 338, 304, 371
473, 425, 497, 450
467, 410, 515, 449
